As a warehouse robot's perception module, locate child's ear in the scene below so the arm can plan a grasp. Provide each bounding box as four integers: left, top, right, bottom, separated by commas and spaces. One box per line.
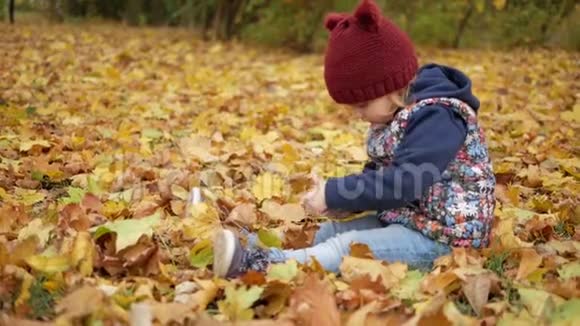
354, 0, 381, 32
324, 13, 348, 31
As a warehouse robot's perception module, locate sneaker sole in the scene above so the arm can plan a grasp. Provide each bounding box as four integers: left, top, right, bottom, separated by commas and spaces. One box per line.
213, 229, 236, 277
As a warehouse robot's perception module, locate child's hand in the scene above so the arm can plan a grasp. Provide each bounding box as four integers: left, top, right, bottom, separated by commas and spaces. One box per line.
301, 173, 328, 216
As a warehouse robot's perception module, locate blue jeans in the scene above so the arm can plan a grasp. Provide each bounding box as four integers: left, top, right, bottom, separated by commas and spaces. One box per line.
268, 214, 451, 273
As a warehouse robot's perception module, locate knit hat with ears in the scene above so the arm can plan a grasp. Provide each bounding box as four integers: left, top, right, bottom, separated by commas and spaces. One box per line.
323, 0, 418, 104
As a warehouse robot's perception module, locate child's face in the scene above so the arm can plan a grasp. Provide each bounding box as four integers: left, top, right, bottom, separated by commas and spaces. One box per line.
350, 94, 400, 125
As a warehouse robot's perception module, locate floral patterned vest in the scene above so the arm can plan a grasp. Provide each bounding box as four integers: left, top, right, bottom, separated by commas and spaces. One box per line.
367, 98, 496, 248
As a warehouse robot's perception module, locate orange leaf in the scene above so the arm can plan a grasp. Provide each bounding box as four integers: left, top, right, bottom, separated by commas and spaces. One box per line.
288, 274, 340, 326
422, 271, 459, 294
516, 248, 542, 281
350, 242, 374, 259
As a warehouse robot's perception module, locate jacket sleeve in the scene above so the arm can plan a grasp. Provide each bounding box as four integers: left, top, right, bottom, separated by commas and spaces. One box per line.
324, 105, 468, 212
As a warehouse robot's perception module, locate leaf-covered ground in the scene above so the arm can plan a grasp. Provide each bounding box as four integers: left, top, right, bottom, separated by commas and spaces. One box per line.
0, 23, 579, 325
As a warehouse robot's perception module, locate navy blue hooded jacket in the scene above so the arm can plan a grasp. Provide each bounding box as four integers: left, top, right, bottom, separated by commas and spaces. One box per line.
324, 64, 480, 212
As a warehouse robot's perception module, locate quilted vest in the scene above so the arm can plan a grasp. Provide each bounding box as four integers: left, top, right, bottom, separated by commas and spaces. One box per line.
367, 98, 496, 248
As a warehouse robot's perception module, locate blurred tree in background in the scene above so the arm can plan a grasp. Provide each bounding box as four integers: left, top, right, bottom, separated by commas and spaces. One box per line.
3, 0, 579, 51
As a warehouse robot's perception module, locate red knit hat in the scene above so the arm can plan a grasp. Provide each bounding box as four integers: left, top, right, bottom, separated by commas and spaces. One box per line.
323, 0, 418, 104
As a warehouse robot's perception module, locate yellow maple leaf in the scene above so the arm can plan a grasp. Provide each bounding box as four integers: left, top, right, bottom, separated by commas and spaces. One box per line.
25, 255, 71, 273
492, 211, 533, 250
182, 203, 222, 240
19, 139, 51, 152
218, 285, 264, 321
251, 172, 285, 201
70, 232, 94, 276
17, 218, 53, 248
339, 256, 402, 290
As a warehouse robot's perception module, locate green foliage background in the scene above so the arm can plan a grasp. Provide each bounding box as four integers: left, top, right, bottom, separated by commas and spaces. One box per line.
4, 0, 579, 50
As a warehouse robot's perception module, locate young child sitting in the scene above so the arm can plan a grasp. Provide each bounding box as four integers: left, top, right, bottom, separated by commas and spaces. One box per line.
212, 0, 495, 278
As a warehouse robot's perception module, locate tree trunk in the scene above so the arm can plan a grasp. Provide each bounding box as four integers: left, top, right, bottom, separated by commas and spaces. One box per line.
87, 0, 98, 17
181, 0, 196, 29
542, 0, 575, 42
9, 0, 14, 24
212, 0, 225, 40
225, 0, 245, 39
453, 2, 474, 48
125, 0, 142, 26
48, 0, 63, 22
149, 0, 165, 26
200, 3, 211, 39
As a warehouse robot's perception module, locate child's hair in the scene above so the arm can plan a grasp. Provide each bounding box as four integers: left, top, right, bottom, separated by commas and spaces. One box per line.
388, 76, 416, 107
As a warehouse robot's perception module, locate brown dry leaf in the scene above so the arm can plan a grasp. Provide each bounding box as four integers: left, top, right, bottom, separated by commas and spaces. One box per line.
189, 279, 219, 310
282, 222, 318, 249
226, 203, 257, 228
518, 164, 543, 188
495, 184, 520, 205
345, 300, 380, 326
335, 288, 362, 311
492, 213, 534, 250
1, 21, 579, 325
516, 248, 543, 281
120, 241, 157, 268
59, 203, 91, 231
366, 311, 411, 326
260, 200, 305, 222
544, 279, 580, 299
179, 136, 218, 163
240, 270, 267, 286
111, 239, 161, 276
279, 203, 306, 222
0, 205, 18, 233
422, 271, 459, 295
340, 256, 400, 290
452, 247, 468, 268
404, 292, 450, 326
17, 219, 53, 248
260, 281, 293, 317
287, 274, 340, 326
10, 237, 39, 266
388, 262, 408, 280
82, 193, 103, 211
288, 173, 314, 195
56, 286, 105, 319
150, 302, 195, 324
0, 243, 9, 267
205, 320, 295, 326
0, 315, 53, 326
483, 301, 508, 316
350, 242, 374, 259
522, 216, 555, 241
170, 200, 186, 216
462, 275, 491, 316
545, 240, 579, 255
303, 256, 327, 277
350, 274, 388, 294
442, 301, 478, 326
453, 266, 491, 281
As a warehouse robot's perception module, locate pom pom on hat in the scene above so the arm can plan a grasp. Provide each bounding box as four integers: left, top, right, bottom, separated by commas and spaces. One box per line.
354, 0, 380, 32
324, 13, 348, 31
